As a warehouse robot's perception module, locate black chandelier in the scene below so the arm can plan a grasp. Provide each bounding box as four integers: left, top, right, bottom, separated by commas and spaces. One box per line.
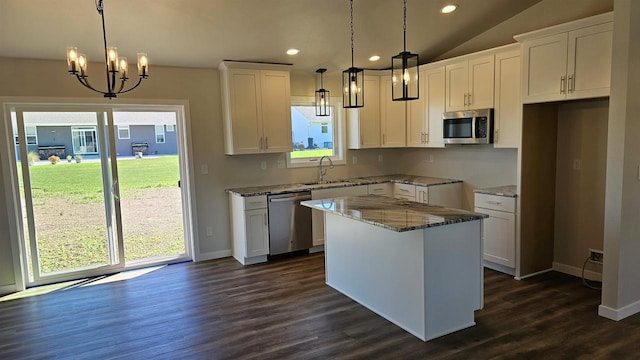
66, 0, 149, 99
315, 68, 330, 116
342, 0, 364, 108
391, 0, 419, 101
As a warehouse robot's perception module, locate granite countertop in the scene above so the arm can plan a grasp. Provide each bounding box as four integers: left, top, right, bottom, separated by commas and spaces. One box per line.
473, 185, 518, 197
301, 194, 488, 232
226, 174, 462, 197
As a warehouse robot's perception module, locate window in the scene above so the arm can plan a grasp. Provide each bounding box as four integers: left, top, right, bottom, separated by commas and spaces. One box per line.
287, 97, 344, 168
14, 126, 38, 145
118, 125, 130, 139
166, 124, 175, 132
155, 125, 165, 143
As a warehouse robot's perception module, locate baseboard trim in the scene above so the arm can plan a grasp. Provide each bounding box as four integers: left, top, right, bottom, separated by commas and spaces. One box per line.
195, 249, 232, 262
515, 267, 553, 280
483, 261, 515, 276
599, 299, 640, 321
0, 284, 18, 296
553, 261, 602, 282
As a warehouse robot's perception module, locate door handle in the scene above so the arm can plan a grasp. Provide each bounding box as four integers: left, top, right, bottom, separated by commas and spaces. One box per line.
111, 179, 120, 201
264, 213, 267, 226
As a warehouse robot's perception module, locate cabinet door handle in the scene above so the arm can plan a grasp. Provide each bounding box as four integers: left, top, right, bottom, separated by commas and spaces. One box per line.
399, 188, 410, 192
382, 134, 386, 145
259, 137, 263, 150
360, 135, 363, 146
568, 74, 574, 93
560, 76, 566, 94
264, 213, 267, 226
265, 137, 269, 149
468, 93, 472, 105
495, 129, 499, 143
463, 93, 468, 106
486, 200, 502, 205
425, 132, 429, 144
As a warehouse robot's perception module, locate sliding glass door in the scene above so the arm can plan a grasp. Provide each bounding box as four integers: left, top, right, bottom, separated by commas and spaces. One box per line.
11, 106, 191, 286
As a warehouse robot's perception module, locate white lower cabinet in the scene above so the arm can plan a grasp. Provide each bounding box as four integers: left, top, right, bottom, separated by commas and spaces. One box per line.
474, 193, 516, 271
229, 194, 269, 265
311, 185, 368, 247
367, 183, 392, 197
417, 183, 463, 209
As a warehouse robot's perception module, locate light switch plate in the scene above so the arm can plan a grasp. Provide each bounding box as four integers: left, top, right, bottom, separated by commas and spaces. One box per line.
277, 160, 285, 169
200, 164, 208, 175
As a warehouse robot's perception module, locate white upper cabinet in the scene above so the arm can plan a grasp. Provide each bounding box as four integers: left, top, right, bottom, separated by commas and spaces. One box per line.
445, 55, 494, 111
219, 61, 292, 155
407, 66, 446, 148
347, 75, 381, 149
380, 76, 407, 147
517, 12, 613, 104
493, 47, 522, 149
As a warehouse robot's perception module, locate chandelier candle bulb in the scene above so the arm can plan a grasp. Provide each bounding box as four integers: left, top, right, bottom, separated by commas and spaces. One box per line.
78, 54, 87, 75
67, 47, 78, 72
138, 53, 149, 77
107, 47, 118, 72
119, 57, 128, 78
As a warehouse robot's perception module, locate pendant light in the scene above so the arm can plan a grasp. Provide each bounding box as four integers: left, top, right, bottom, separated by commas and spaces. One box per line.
343, 0, 364, 108
315, 69, 330, 116
391, 0, 419, 101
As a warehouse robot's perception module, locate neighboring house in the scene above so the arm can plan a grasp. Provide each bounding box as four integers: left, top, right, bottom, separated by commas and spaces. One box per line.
13, 111, 177, 160
291, 107, 332, 150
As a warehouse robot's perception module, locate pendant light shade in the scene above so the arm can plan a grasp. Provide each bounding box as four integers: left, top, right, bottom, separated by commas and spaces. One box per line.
315, 69, 330, 116
392, 0, 419, 101
343, 0, 364, 108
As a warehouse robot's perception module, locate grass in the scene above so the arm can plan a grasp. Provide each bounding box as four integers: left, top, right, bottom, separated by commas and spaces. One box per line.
24, 156, 180, 203
18, 155, 185, 274
290, 148, 333, 159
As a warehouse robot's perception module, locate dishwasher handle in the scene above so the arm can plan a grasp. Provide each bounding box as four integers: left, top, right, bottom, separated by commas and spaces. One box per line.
269, 195, 311, 203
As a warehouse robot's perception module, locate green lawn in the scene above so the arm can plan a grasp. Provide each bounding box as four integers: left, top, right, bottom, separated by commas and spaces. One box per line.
24, 155, 179, 203
290, 149, 333, 159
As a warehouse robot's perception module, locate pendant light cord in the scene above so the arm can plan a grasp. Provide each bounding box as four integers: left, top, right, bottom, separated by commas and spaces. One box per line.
350, 0, 355, 68
403, 0, 407, 52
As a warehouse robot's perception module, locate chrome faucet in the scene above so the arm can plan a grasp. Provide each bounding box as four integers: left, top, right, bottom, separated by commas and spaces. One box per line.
318, 155, 334, 184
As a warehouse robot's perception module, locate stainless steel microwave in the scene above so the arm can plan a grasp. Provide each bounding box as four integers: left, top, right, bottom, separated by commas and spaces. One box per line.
442, 108, 493, 144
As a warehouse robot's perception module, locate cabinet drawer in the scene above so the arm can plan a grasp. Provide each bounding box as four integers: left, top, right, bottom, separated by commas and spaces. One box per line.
474, 193, 515, 213
368, 183, 392, 196
244, 195, 267, 210
394, 194, 416, 202
393, 183, 416, 198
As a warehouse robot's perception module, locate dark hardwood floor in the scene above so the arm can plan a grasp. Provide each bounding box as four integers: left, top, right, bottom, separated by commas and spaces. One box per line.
1, 253, 639, 359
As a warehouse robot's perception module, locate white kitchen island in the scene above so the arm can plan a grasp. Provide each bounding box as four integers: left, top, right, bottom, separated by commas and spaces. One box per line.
301, 195, 487, 341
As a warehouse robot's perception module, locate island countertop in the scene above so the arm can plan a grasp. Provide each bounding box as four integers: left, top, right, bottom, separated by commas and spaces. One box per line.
301, 194, 488, 232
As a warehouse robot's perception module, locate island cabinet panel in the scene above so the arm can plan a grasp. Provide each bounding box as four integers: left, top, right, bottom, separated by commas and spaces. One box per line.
219, 61, 292, 155
517, 12, 613, 104
229, 194, 269, 265
324, 213, 483, 341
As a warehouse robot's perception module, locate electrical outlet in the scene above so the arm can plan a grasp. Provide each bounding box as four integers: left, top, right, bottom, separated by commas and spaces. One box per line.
206, 226, 213, 237
589, 248, 604, 264
428, 154, 434, 163
277, 160, 285, 169
200, 164, 209, 175
573, 159, 582, 171
378, 154, 383, 163
352, 155, 358, 165
261, 161, 267, 170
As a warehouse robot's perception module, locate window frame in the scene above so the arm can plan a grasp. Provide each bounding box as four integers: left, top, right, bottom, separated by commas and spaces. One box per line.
14, 125, 38, 145
166, 124, 175, 132
117, 125, 130, 139
155, 124, 165, 143
286, 96, 345, 168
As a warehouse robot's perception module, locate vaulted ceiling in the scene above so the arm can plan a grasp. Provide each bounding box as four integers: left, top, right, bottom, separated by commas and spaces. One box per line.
0, 0, 612, 74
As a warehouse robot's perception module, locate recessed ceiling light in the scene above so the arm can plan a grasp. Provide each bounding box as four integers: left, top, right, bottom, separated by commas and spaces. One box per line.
286, 48, 300, 55
369, 55, 381, 62
441, 4, 457, 13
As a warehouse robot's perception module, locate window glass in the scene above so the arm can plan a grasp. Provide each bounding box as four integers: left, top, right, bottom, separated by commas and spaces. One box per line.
287, 97, 344, 168
14, 125, 38, 145
166, 124, 175, 132
155, 125, 165, 143
118, 125, 130, 139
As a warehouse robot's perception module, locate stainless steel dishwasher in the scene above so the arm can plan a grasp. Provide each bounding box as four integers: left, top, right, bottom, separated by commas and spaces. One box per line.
267, 191, 312, 255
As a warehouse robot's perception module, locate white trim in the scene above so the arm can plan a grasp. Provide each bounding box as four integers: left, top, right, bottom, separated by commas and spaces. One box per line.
195, 249, 232, 262
0, 285, 18, 296
552, 261, 602, 282
483, 260, 516, 276
514, 267, 553, 280
599, 299, 640, 321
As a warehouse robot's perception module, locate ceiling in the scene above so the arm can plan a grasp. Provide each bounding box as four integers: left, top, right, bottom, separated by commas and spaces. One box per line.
0, 0, 544, 74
